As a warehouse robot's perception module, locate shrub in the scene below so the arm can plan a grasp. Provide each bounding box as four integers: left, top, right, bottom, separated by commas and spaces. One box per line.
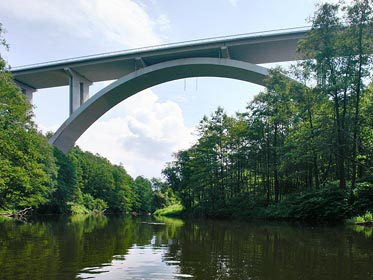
153, 204, 183, 216
82, 194, 107, 212
353, 182, 373, 214
346, 211, 373, 224
363, 211, 373, 222
287, 186, 350, 221
69, 203, 89, 215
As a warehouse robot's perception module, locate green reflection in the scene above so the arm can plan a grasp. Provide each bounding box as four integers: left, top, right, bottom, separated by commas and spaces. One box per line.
0, 217, 372, 280
0, 218, 60, 280
350, 224, 373, 238
154, 215, 184, 226
0, 215, 142, 280
166, 221, 373, 280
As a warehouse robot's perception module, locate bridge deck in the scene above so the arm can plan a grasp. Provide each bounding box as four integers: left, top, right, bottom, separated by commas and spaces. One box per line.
11, 27, 308, 90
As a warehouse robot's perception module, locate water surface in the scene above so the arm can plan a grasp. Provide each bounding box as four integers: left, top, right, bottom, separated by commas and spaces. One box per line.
0, 215, 372, 279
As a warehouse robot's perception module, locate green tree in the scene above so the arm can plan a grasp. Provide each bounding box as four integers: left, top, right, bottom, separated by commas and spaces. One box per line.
110, 164, 134, 213
0, 25, 58, 210
343, 0, 373, 189
47, 148, 81, 213
298, 3, 348, 188
133, 176, 153, 213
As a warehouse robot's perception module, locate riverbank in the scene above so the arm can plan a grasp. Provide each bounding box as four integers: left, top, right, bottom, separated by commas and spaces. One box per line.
347, 211, 373, 226
153, 204, 183, 217
155, 186, 373, 225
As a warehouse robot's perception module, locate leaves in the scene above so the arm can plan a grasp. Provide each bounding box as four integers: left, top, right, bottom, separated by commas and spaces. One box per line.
162, 0, 373, 219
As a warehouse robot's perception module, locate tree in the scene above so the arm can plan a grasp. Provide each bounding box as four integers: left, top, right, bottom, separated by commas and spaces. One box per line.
111, 164, 134, 213
133, 176, 153, 213
343, 0, 373, 189
0, 25, 57, 210
47, 148, 81, 213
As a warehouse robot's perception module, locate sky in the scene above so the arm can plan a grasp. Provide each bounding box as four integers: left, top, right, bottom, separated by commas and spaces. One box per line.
0, 0, 339, 179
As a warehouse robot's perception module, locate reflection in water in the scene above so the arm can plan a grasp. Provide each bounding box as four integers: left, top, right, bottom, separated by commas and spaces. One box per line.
0, 216, 372, 280
78, 245, 180, 280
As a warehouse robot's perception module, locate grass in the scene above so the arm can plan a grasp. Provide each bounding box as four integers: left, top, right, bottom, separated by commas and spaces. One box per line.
153, 204, 184, 217
347, 211, 373, 225
0, 209, 13, 215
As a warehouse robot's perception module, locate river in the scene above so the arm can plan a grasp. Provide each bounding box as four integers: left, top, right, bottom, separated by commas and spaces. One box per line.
0, 215, 372, 280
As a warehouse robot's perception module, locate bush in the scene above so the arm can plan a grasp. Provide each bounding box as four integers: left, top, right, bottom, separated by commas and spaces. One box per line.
347, 211, 373, 224
82, 194, 107, 212
353, 182, 373, 215
69, 203, 89, 215
363, 211, 373, 222
222, 192, 269, 218
287, 186, 350, 221
153, 204, 183, 216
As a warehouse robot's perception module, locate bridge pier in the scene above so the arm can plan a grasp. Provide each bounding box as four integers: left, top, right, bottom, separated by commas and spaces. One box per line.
64, 68, 92, 115
15, 81, 36, 103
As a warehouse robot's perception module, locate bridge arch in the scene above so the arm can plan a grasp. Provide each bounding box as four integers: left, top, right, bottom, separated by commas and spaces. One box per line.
49, 57, 269, 152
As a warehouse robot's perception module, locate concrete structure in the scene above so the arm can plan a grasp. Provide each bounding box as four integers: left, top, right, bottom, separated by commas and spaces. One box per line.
11, 27, 308, 152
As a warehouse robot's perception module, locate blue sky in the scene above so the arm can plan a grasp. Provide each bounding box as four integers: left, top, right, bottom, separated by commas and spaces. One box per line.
0, 0, 337, 178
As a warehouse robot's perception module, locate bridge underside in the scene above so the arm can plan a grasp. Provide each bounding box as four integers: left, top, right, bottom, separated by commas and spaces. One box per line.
49, 57, 269, 153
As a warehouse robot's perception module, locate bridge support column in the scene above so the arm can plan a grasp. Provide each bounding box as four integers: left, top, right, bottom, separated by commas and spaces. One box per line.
15, 81, 36, 103
64, 68, 92, 115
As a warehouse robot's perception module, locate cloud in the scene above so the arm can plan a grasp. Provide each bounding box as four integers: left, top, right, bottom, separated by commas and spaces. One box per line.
75, 89, 197, 178
227, 0, 239, 7
3, 0, 184, 179
0, 0, 168, 49
156, 14, 171, 32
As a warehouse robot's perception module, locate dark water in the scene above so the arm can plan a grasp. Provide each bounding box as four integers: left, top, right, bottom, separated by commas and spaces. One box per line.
0, 215, 373, 280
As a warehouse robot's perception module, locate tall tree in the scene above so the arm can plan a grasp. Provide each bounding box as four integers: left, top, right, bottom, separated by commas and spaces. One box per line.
0, 25, 57, 210
344, 0, 373, 189
298, 3, 348, 188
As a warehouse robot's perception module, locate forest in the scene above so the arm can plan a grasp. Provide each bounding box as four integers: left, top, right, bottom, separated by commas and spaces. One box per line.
0, 23, 176, 215
1, 1, 373, 221
162, 1, 373, 221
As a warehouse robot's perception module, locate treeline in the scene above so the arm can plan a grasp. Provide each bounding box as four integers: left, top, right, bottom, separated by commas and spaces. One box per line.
0, 70, 160, 214
0, 24, 178, 214
45, 147, 155, 214
163, 1, 373, 220
51, 147, 176, 214
0, 75, 172, 214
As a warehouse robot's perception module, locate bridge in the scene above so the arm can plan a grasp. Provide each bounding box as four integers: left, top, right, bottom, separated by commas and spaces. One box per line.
11, 27, 308, 153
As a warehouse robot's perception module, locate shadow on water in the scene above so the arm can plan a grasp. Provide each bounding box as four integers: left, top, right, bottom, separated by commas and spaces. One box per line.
0, 216, 372, 279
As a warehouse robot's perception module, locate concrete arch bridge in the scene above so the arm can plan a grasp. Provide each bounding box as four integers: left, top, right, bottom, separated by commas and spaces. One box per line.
11, 28, 308, 153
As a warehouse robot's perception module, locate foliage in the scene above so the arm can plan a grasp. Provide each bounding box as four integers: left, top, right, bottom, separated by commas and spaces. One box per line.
162, 0, 373, 221
352, 182, 373, 214
2, 1, 373, 220
363, 211, 373, 222
0, 24, 159, 214
69, 203, 90, 215
132, 176, 153, 213
153, 204, 184, 217
285, 186, 350, 221
347, 210, 373, 224
0, 26, 58, 210
82, 193, 107, 212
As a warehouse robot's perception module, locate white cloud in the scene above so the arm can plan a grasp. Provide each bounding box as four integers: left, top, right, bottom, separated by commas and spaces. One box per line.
156, 14, 171, 32
0, 0, 167, 49
227, 0, 239, 7
3, 0, 184, 179
75, 89, 196, 178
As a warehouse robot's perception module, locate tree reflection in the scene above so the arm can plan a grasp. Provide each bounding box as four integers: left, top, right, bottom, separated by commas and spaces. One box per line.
0, 217, 372, 280
166, 221, 373, 280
